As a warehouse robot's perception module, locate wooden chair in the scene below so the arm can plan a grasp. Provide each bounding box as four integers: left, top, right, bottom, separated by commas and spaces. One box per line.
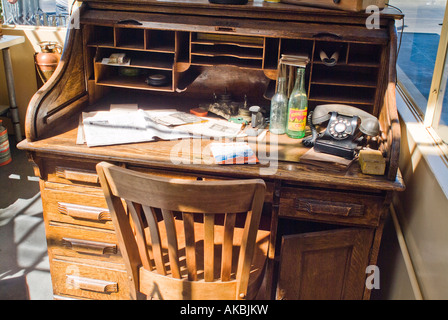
96, 161, 270, 300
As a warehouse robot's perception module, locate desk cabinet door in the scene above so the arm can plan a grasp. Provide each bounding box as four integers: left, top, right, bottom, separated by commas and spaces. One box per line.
277, 228, 373, 300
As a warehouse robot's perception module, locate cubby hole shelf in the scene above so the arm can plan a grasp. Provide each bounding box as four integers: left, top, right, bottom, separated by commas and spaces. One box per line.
95, 65, 174, 92
309, 84, 376, 106
95, 48, 174, 70
310, 65, 378, 88
84, 25, 384, 105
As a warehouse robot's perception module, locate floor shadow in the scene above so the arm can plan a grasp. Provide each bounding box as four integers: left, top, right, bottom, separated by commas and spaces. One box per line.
0, 139, 41, 208
0, 276, 30, 300
0, 142, 50, 299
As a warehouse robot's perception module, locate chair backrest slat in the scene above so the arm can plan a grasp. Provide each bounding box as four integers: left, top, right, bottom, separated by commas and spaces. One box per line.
125, 200, 153, 271
221, 212, 236, 281
204, 213, 215, 282
161, 209, 181, 279
142, 205, 166, 276
182, 212, 198, 281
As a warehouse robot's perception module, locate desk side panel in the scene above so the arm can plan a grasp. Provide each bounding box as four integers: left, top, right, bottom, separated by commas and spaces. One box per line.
25, 6, 88, 142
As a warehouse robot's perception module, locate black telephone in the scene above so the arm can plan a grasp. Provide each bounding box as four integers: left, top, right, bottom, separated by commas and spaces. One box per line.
302, 104, 380, 159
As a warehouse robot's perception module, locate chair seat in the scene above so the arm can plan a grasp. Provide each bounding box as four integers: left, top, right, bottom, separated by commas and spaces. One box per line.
139, 217, 270, 299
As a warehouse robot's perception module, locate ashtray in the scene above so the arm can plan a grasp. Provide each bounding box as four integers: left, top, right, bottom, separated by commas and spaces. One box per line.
146, 74, 169, 86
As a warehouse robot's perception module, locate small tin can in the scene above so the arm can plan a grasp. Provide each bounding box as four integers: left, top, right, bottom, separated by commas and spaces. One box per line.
0, 119, 12, 166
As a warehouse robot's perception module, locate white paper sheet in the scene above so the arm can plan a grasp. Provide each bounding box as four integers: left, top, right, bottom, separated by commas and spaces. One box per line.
172, 118, 246, 138
144, 110, 204, 126
83, 109, 148, 130
80, 107, 245, 147
81, 109, 193, 147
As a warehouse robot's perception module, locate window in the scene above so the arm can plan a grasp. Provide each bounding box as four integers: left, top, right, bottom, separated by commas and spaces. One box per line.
1, 0, 70, 27
391, 0, 448, 144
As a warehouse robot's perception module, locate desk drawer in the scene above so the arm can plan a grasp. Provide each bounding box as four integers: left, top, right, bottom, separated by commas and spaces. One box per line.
51, 259, 130, 300
279, 187, 383, 227
44, 158, 101, 187
47, 221, 122, 264
42, 182, 114, 230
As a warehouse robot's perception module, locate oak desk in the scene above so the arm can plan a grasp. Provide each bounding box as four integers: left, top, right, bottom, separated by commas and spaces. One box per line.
18, 0, 404, 300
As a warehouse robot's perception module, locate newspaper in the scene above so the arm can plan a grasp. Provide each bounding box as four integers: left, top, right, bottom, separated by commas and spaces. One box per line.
172, 118, 246, 138
80, 107, 191, 147
78, 105, 246, 147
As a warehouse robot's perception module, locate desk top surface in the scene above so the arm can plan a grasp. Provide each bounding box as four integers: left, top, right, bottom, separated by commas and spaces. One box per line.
17, 108, 405, 193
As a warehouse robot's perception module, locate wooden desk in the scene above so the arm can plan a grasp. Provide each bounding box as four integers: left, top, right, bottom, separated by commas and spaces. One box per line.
18, 0, 404, 300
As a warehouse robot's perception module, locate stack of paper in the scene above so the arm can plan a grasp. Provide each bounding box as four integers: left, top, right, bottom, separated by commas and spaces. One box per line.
78, 104, 246, 147
279, 54, 310, 67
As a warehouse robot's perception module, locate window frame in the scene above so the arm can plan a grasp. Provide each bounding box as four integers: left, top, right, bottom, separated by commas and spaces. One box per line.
0, 0, 70, 28
395, 2, 448, 146
425, 4, 448, 138
393, 1, 448, 197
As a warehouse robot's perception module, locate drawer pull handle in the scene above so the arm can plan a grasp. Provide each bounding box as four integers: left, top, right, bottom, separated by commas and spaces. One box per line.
312, 32, 342, 40
296, 198, 364, 217
62, 237, 117, 255
215, 26, 236, 32
56, 166, 99, 183
66, 275, 118, 293
116, 19, 142, 25
58, 202, 111, 221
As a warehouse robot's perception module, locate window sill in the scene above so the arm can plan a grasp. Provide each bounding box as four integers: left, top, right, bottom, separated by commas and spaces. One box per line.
1, 24, 67, 32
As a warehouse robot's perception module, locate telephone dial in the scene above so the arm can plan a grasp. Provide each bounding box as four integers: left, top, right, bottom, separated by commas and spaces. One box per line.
302, 104, 380, 159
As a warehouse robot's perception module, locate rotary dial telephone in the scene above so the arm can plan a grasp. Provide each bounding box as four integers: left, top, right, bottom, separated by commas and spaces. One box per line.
302, 104, 380, 159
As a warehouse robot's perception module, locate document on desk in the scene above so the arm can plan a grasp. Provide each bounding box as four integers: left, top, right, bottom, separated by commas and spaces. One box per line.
80, 108, 192, 147
79, 105, 246, 147
145, 110, 205, 126
172, 118, 246, 138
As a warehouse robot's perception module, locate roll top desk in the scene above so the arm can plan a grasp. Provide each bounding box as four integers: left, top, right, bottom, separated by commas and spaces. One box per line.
18, 0, 404, 300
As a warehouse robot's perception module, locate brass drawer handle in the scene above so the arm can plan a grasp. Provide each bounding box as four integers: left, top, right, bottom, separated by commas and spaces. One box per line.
66, 275, 118, 293
312, 32, 342, 40
62, 237, 117, 255
56, 166, 99, 183
295, 198, 364, 217
58, 202, 111, 221
215, 26, 236, 32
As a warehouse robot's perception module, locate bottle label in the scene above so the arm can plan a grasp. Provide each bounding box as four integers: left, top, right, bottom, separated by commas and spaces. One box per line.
288, 108, 307, 132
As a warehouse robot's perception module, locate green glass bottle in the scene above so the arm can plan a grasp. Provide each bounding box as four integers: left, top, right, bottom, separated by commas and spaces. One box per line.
286, 67, 308, 139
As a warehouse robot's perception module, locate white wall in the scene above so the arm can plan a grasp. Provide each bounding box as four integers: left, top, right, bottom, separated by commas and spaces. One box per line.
375, 88, 448, 300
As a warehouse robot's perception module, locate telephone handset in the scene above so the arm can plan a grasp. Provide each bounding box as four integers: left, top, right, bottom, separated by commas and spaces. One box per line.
302, 104, 380, 159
